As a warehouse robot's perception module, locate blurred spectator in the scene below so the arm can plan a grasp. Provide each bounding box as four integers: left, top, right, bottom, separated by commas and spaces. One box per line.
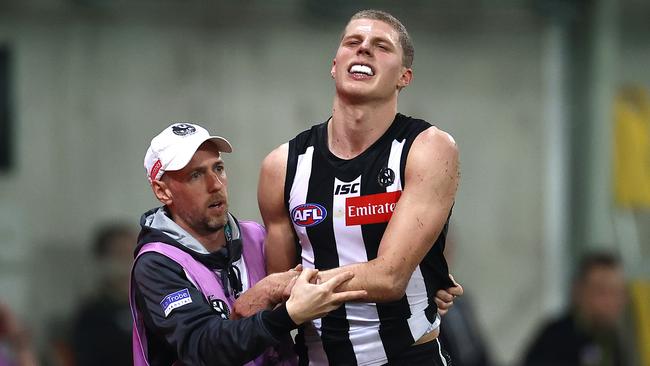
438, 233, 493, 366
0, 302, 38, 366
522, 252, 628, 366
439, 294, 493, 366
69, 223, 136, 366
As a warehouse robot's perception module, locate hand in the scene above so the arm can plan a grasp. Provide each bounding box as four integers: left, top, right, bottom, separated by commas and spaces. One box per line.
280, 264, 302, 301
434, 274, 463, 316
286, 268, 367, 325
231, 265, 301, 319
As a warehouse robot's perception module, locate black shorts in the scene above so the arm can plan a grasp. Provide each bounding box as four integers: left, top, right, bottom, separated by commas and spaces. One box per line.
384, 339, 452, 366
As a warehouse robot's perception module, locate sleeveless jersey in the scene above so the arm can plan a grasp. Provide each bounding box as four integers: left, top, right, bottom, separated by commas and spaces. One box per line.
285, 113, 454, 366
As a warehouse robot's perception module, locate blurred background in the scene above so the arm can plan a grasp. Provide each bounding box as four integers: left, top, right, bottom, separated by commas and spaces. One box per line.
0, 0, 649, 365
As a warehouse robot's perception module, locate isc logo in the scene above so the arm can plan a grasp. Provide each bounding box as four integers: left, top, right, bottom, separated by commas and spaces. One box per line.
335, 183, 360, 195
291, 203, 327, 227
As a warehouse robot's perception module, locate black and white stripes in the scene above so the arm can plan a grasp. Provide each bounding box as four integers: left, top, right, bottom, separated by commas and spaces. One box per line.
286, 114, 451, 365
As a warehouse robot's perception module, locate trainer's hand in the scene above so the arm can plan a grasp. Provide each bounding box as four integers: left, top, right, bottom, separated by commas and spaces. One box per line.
264, 264, 303, 304
232, 266, 301, 319
286, 268, 367, 325
435, 274, 463, 316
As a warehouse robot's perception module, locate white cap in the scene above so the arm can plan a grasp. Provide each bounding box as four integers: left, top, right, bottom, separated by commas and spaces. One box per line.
144, 122, 233, 183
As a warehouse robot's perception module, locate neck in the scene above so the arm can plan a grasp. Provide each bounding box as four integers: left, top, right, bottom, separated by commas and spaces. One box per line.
329, 96, 398, 159
170, 212, 227, 253
193, 229, 227, 253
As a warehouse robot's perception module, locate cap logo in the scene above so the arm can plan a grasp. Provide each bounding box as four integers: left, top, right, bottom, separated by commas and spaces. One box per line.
150, 159, 163, 181
171, 123, 196, 136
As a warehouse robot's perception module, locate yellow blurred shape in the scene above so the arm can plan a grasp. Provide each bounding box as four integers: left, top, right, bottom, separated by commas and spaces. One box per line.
613, 85, 650, 207
631, 280, 650, 366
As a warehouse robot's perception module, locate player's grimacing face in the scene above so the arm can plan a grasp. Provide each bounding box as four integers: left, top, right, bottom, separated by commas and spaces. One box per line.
331, 18, 410, 100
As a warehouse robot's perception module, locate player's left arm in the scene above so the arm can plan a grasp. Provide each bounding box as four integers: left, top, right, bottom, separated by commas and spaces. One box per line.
318, 126, 460, 302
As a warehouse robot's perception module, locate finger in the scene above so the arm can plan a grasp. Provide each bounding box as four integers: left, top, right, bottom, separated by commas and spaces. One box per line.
331, 290, 367, 303
448, 285, 463, 297
448, 274, 464, 296
450, 283, 464, 297
296, 268, 318, 284
438, 307, 449, 316
435, 290, 454, 302
322, 271, 355, 291
292, 264, 303, 272
286, 276, 298, 291
435, 297, 453, 309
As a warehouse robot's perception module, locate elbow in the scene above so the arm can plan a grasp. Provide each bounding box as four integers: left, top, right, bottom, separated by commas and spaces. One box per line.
384, 281, 408, 302
374, 273, 408, 302
364, 259, 410, 302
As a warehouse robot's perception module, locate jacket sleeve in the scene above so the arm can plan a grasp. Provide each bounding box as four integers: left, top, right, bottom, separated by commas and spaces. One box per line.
133, 252, 297, 366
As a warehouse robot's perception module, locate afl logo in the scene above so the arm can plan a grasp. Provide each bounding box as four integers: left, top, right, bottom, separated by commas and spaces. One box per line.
291, 203, 327, 227
171, 123, 196, 136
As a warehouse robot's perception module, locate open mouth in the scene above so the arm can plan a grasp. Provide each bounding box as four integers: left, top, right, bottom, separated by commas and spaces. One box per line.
208, 201, 224, 209
348, 64, 374, 76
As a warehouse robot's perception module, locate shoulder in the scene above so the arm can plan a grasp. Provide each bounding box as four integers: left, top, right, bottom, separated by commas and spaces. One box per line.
414, 125, 457, 154
407, 125, 459, 171
402, 125, 459, 194
399, 114, 456, 151
133, 251, 184, 282
259, 143, 289, 192
261, 143, 289, 172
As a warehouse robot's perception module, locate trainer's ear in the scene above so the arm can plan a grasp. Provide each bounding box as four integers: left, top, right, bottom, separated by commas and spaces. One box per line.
151, 179, 173, 205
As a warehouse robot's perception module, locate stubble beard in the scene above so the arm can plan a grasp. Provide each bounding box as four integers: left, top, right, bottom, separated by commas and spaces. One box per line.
200, 202, 229, 234
202, 215, 227, 234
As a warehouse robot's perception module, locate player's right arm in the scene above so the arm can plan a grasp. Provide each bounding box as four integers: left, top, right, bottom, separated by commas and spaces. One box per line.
258, 143, 298, 274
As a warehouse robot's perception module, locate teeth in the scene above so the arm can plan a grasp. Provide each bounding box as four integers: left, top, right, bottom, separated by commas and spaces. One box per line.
350, 64, 373, 76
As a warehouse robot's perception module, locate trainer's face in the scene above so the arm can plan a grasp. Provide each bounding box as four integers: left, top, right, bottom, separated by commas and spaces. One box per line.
331, 18, 412, 103
160, 142, 229, 238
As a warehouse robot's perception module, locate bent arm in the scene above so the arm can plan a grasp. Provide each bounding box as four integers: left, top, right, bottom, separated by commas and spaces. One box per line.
258, 143, 299, 274
319, 127, 460, 302
133, 253, 296, 365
